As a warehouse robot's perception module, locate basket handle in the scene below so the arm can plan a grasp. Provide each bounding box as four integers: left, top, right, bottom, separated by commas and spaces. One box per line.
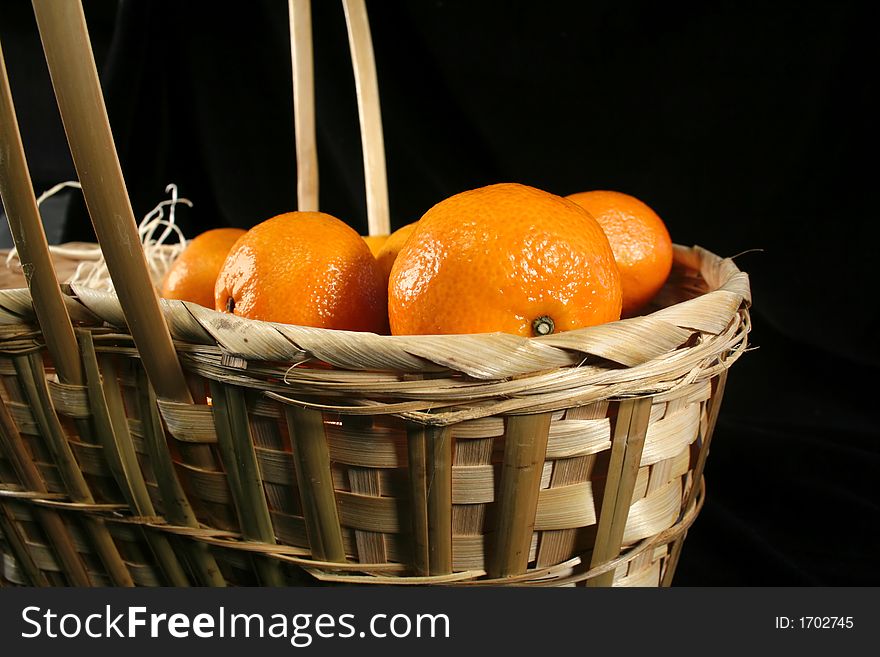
290, 0, 390, 234
342, 0, 391, 236
31, 0, 193, 406
0, 43, 83, 387
289, 0, 319, 212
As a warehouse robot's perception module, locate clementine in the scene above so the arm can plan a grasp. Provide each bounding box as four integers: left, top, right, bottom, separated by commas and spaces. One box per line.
375, 222, 417, 281
362, 234, 389, 257
388, 183, 622, 337
215, 211, 388, 333
566, 190, 673, 317
160, 227, 246, 308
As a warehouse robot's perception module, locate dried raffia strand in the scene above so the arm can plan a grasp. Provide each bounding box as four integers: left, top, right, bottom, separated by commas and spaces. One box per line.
4, 182, 190, 293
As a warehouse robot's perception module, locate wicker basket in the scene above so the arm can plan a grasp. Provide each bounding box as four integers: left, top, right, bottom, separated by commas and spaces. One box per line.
0, 244, 750, 587
0, 2, 750, 587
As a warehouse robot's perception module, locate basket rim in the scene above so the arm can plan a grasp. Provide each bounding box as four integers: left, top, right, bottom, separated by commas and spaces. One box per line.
0, 243, 750, 382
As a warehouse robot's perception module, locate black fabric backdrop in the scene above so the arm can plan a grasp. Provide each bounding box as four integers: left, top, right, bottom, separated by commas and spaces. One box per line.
1, 0, 877, 585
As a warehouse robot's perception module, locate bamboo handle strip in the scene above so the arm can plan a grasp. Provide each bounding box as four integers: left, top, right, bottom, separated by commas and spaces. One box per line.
33, 0, 225, 479
289, 0, 319, 211
31, 0, 192, 405
0, 41, 83, 386
342, 0, 391, 236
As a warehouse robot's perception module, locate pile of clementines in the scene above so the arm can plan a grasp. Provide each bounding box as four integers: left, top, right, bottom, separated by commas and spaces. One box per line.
160, 183, 673, 338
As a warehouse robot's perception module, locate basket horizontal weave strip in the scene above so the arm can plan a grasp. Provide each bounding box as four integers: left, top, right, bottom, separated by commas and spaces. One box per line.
0, 243, 749, 586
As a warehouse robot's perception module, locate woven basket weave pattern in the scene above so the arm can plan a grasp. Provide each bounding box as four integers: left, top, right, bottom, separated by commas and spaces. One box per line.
0, 244, 748, 587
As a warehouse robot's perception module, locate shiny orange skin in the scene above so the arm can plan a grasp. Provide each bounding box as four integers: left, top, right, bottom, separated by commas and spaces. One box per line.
362, 234, 389, 257
566, 190, 673, 317
388, 183, 622, 336
215, 212, 388, 333
375, 222, 417, 282
160, 228, 246, 308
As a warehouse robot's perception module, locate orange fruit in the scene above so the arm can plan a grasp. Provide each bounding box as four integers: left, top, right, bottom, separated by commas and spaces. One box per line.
375, 222, 417, 281
160, 227, 246, 308
362, 234, 389, 257
215, 211, 388, 332
388, 183, 622, 337
566, 190, 673, 317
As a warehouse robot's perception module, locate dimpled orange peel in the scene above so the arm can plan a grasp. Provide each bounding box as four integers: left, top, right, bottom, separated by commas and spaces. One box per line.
362, 234, 389, 257
160, 227, 247, 308
375, 222, 417, 282
215, 211, 388, 333
566, 190, 673, 317
388, 183, 622, 337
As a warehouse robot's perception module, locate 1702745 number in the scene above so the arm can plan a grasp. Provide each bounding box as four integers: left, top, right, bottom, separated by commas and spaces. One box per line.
800, 617, 854, 629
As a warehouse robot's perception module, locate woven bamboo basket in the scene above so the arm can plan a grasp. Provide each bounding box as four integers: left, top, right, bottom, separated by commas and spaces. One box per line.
0, 1, 750, 587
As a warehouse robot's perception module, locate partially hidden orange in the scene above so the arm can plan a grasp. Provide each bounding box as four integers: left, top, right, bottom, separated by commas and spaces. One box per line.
362, 234, 389, 257
375, 222, 417, 281
215, 211, 388, 333
160, 227, 246, 308
388, 183, 622, 337
566, 190, 673, 317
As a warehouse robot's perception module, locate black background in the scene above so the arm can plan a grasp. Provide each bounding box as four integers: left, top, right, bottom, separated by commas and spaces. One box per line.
0, 0, 877, 585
